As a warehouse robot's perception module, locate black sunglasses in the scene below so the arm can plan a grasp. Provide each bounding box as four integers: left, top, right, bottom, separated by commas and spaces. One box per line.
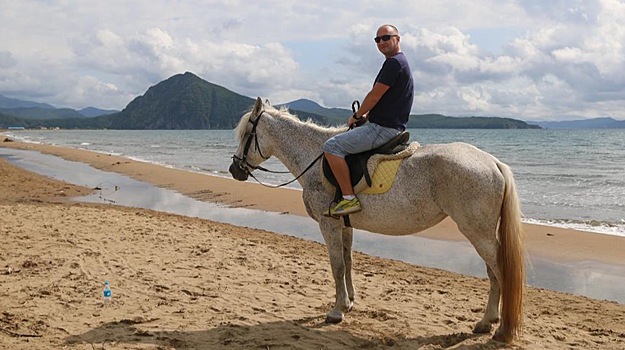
374, 34, 398, 43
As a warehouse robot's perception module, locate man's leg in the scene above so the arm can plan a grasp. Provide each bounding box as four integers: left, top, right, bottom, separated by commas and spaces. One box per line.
322, 123, 399, 215
324, 152, 354, 196
323, 152, 361, 216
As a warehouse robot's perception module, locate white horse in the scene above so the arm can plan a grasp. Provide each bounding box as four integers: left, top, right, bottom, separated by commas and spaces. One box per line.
229, 98, 525, 343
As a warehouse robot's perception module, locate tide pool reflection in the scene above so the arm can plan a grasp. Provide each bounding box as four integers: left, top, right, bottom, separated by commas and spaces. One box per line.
2, 148, 624, 304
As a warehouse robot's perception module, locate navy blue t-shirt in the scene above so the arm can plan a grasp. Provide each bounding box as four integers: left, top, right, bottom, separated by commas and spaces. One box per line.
367, 52, 414, 131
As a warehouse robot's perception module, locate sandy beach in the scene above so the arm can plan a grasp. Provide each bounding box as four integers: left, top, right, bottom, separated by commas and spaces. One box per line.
1, 139, 625, 349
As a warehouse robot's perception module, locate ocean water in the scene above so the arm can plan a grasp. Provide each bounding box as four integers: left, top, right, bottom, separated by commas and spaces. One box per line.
3, 128, 624, 237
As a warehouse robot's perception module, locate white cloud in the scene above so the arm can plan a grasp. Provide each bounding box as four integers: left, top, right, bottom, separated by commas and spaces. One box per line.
0, 0, 624, 120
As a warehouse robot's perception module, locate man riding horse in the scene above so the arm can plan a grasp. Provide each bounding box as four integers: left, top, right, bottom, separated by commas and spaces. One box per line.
323, 24, 414, 216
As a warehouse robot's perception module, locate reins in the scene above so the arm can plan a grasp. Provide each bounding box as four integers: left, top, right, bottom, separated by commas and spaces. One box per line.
248, 153, 323, 188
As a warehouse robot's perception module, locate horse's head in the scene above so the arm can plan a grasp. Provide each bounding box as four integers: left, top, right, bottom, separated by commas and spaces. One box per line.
229, 97, 271, 181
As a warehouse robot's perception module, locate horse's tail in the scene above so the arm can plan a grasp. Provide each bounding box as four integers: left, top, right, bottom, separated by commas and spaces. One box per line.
494, 161, 525, 343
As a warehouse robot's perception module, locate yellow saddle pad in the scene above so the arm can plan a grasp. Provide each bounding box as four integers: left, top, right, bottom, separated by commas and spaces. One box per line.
322, 142, 419, 195
360, 158, 402, 194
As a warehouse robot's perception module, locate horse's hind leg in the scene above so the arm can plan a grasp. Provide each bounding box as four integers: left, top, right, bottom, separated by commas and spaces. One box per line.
319, 219, 352, 323
473, 266, 500, 333
456, 218, 501, 335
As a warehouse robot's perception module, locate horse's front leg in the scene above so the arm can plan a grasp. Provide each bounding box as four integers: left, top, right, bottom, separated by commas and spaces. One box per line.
342, 226, 355, 305
319, 218, 352, 324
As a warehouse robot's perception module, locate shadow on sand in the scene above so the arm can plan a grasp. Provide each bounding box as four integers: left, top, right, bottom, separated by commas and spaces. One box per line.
64, 316, 508, 349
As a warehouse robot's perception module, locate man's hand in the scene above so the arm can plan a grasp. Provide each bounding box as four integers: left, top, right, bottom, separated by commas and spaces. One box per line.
348, 113, 366, 127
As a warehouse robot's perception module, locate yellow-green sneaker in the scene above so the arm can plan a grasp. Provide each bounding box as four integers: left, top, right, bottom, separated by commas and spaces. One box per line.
330, 197, 362, 216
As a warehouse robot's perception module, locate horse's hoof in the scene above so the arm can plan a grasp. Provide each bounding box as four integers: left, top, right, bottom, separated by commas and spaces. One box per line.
325, 310, 344, 324
325, 316, 342, 324
492, 328, 513, 343
472, 321, 493, 334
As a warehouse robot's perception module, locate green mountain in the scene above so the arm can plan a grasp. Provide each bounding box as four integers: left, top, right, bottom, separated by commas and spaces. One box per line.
107, 72, 332, 129
107, 72, 254, 129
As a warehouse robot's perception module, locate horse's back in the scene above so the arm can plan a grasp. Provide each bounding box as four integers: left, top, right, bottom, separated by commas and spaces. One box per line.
408, 141, 498, 166
350, 142, 506, 235
402, 142, 506, 226
406, 142, 503, 183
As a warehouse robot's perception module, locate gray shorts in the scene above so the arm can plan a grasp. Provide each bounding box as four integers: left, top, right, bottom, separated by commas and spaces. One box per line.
322, 122, 402, 158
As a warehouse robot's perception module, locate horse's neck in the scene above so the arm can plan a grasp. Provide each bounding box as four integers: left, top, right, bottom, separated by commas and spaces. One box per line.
264, 117, 333, 182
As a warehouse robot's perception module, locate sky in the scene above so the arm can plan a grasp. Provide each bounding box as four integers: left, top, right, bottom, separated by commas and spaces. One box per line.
1, 0, 625, 121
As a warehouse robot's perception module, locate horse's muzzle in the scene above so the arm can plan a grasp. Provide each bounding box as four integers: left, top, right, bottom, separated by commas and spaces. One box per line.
229, 160, 249, 181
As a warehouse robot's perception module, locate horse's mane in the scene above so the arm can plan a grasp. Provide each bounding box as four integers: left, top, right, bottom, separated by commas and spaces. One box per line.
235, 104, 345, 142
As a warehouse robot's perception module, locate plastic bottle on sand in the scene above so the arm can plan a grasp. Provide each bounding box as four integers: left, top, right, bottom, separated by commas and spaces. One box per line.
103, 281, 112, 304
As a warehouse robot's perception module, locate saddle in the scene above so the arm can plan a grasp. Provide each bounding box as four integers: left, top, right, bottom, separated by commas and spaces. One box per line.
322, 131, 411, 197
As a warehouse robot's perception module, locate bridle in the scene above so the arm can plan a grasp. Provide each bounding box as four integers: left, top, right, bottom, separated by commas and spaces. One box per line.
232, 111, 273, 173
231, 110, 323, 188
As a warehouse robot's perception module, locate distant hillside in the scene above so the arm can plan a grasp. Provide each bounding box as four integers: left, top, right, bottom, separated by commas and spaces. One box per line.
284, 98, 539, 129
408, 114, 540, 129
0, 93, 84, 121
0, 94, 55, 109
0, 107, 87, 120
0, 94, 110, 120
79, 107, 119, 117
532, 117, 625, 129
282, 99, 350, 125
0, 111, 25, 128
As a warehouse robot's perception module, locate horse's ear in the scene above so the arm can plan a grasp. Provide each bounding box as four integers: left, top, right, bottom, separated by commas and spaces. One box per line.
264, 98, 271, 106
252, 97, 264, 117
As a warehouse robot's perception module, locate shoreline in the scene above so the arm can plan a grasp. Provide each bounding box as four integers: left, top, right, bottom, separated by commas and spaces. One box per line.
3, 129, 623, 238
2, 139, 625, 267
